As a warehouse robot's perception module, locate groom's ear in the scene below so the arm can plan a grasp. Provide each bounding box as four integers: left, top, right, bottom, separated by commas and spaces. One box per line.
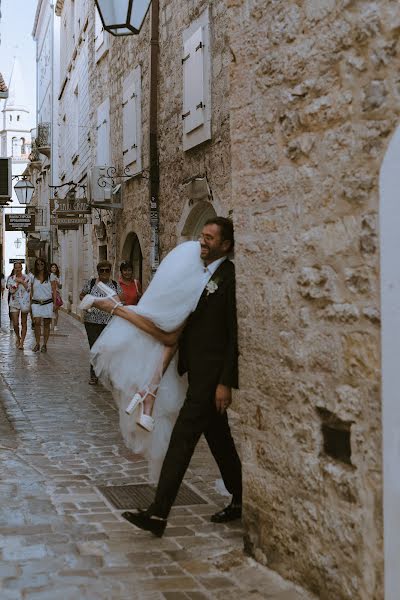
221, 238, 232, 254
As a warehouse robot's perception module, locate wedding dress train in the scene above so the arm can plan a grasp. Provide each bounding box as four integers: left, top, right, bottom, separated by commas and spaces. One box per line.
90, 241, 205, 480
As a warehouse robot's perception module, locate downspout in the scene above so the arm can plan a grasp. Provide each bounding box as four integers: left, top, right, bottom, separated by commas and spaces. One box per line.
149, 0, 159, 275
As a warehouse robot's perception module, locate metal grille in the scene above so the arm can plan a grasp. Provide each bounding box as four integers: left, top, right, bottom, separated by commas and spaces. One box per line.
97, 482, 207, 510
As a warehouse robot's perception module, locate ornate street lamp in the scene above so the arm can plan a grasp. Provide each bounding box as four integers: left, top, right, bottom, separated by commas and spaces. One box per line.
95, 0, 151, 36
13, 178, 35, 205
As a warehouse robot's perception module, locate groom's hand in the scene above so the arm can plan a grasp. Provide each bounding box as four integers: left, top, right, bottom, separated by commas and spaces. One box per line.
215, 384, 232, 414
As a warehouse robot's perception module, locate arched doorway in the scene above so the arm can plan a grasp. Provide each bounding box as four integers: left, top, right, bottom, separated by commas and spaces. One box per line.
179, 200, 217, 241
121, 232, 143, 283
380, 125, 400, 600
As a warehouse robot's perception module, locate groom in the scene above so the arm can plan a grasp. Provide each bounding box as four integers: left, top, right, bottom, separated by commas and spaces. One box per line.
122, 216, 242, 536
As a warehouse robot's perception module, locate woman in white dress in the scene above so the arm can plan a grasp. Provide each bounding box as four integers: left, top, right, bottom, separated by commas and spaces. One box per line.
81, 241, 206, 479
31, 258, 57, 353
6, 261, 31, 349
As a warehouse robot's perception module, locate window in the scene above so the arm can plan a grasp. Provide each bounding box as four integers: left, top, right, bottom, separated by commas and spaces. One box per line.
95, 8, 109, 62
21, 138, 26, 154
17, 115, 20, 122
122, 66, 141, 173
96, 98, 110, 166
182, 10, 211, 151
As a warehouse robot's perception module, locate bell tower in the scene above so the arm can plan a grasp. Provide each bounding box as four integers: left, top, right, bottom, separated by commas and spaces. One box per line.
1, 57, 31, 159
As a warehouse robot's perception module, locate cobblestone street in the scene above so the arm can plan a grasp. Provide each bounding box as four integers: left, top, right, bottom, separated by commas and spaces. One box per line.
0, 300, 312, 600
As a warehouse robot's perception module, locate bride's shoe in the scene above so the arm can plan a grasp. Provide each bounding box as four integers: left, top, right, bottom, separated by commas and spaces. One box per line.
125, 386, 157, 416
137, 403, 155, 432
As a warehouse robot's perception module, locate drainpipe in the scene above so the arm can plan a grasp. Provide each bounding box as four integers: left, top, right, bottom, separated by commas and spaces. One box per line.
149, 0, 160, 275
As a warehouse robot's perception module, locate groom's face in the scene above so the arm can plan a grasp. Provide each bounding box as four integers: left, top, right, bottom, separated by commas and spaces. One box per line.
200, 224, 231, 265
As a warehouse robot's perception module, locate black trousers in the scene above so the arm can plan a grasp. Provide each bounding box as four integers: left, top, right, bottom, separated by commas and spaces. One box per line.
84, 322, 107, 378
150, 370, 242, 519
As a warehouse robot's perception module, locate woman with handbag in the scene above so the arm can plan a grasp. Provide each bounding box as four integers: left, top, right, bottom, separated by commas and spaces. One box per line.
31, 259, 57, 353
50, 263, 63, 331
118, 260, 142, 306
6, 262, 31, 349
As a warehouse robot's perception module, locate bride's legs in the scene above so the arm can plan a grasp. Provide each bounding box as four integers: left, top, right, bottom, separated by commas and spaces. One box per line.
92, 298, 181, 347
132, 344, 178, 417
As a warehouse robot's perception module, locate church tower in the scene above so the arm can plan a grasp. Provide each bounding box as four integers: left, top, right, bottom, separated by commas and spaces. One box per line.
0, 57, 31, 159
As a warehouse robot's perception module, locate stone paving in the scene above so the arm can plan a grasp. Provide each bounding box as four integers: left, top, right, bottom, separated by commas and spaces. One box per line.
0, 297, 313, 600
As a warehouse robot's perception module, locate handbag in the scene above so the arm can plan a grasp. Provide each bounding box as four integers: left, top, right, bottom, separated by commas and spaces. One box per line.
55, 292, 63, 308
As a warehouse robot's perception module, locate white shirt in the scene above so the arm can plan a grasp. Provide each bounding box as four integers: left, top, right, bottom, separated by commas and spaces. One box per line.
192, 256, 227, 310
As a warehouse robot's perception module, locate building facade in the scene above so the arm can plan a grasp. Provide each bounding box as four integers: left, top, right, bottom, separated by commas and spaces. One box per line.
26, 0, 61, 272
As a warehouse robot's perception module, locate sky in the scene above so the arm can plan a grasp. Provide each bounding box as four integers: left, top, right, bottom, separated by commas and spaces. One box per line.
0, 0, 37, 124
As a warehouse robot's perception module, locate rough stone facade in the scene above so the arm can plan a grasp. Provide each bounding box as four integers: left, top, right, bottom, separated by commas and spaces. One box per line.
229, 1, 400, 599
88, 0, 232, 287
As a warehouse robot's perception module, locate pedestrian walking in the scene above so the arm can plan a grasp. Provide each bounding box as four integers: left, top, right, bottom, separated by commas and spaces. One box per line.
6, 262, 31, 349
31, 259, 57, 353
6, 269, 15, 332
83, 218, 242, 536
118, 260, 142, 306
50, 263, 63, 331
79, 260, 122, 385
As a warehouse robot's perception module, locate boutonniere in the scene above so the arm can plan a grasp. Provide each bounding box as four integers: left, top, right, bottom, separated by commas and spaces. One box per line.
205, 277, 221, 296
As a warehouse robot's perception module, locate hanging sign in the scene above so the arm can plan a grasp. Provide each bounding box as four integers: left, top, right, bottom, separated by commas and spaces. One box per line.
5, 213, 36, 231
9, 258, 25, 264
50, 197, 91, 215
50, 216, 88, 226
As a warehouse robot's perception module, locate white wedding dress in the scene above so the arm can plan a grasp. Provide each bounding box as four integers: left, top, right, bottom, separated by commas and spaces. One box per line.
91, 241, 205, 480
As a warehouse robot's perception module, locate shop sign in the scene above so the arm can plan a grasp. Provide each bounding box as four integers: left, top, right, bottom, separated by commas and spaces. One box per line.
50, 197, 91, 215
50, 216, 88, 226
9, 258, 25, 263
5, 213, 35, 231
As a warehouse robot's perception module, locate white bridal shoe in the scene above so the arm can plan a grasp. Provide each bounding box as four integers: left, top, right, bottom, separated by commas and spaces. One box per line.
125, 386, 156, 432
78, 282, 122, 311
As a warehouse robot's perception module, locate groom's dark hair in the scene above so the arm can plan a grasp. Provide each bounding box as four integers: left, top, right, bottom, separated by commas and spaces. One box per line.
204, 217, 234, 251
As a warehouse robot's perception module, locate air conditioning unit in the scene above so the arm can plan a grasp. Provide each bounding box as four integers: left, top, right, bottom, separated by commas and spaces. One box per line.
88, 166, 112, 204
0, 157, 12, 203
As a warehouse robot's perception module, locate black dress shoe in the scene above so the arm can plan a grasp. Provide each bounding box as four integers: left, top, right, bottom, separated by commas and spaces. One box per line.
211, 502, 242, 523
121, 510, 167, 537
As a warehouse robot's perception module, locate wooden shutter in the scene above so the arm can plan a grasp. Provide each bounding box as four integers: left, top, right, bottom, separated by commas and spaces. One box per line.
96, 99, 110, 166
182, 27, 205, 134
122, 72, 137, 168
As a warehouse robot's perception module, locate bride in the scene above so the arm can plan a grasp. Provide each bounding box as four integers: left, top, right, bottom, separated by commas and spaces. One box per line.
80, 241, 206, 479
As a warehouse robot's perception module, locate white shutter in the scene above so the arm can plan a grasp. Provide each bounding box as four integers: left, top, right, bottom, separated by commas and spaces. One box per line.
182, 27, 205, 134
95, 8, 109, 62
96, 99, 110, 166
95, 9, 104, 52
122, 73, 137, 168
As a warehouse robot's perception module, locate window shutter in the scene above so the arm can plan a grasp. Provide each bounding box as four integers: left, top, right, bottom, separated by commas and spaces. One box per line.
182, 27, 205, 134
95, 9, 104, 52
96, 99, 110, 166
122, 73, 137, 168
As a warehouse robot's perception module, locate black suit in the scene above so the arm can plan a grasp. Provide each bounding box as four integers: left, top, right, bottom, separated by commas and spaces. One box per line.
150, 259, 242, 519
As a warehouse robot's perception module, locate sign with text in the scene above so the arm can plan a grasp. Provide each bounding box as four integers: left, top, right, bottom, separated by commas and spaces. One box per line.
50, 197, 91, 215
9, 258, 25, 264
5, 213, 35, 231
50, 216, 87, 226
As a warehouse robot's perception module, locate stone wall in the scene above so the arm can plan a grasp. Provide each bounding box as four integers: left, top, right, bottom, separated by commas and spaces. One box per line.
88, 0, 232, 287
229, 1, 400, 598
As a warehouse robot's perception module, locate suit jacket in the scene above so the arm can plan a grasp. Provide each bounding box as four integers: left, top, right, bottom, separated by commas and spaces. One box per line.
178, 259, 239, 389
